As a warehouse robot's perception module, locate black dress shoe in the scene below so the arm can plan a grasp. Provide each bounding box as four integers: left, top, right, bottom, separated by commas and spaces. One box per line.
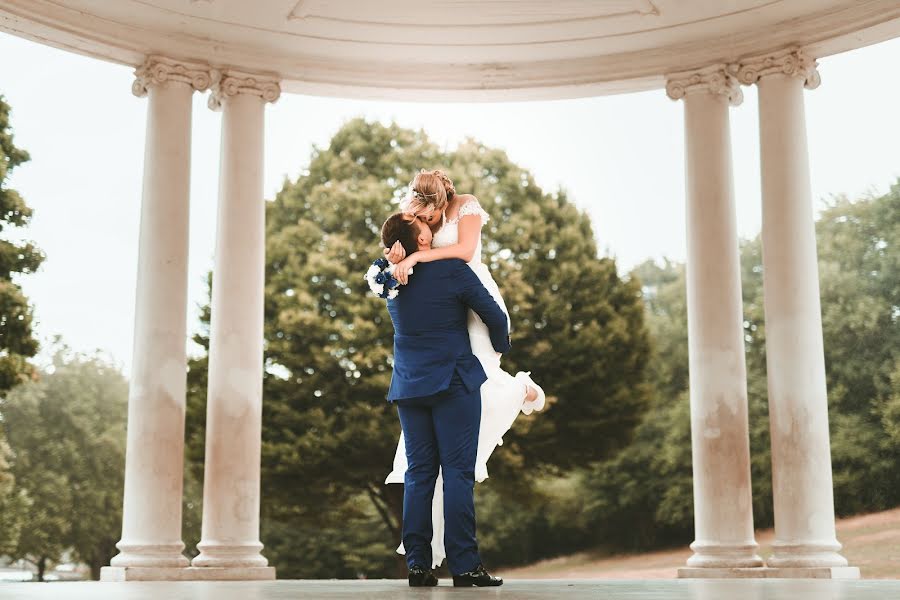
452, 564, 503, 587
408, 565, 438, 587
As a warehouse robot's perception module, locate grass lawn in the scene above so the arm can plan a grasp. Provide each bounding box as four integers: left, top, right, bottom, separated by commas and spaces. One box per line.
498, 506, 900, 579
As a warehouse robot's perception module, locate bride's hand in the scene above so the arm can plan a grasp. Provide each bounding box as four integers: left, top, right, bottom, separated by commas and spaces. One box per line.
394, 256, 417, 285
384, 241, 406, 264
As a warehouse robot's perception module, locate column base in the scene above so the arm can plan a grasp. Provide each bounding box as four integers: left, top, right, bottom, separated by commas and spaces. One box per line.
192, 541, 269, 568
767, 542, 849, 568
678, 566, 860, 579
109, 543, 190, 568
686, 541, 764, 568
100, 566, 276, 581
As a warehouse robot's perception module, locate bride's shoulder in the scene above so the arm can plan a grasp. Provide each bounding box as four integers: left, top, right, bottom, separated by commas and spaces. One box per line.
455, 194, 489, 222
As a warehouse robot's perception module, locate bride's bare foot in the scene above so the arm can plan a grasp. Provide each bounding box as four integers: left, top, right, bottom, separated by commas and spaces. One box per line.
515, 372, 546, 414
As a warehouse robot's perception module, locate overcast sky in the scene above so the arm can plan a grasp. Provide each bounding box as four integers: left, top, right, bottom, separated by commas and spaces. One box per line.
1, 33, 898, 375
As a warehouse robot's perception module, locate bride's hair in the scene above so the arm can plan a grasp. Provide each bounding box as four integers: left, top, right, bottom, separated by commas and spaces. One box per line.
405, 169, 456, 218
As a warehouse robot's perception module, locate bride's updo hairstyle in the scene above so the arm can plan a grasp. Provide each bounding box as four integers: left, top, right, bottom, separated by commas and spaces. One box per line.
405, 169, 456, 218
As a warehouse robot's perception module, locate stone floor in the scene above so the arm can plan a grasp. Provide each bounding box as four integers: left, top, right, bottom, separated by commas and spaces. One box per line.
2, 579, 900, 599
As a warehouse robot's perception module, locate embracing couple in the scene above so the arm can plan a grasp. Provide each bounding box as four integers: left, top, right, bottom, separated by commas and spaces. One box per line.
374, 170, 546, 587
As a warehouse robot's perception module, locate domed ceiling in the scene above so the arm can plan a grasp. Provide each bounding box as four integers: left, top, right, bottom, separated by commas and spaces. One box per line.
1, 0, 899, 100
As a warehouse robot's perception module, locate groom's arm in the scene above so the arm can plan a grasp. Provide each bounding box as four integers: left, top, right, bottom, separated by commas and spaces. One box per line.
454, 262, 511, 354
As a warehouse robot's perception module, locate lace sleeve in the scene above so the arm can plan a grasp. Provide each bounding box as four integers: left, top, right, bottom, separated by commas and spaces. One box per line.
457, 198, 490, 224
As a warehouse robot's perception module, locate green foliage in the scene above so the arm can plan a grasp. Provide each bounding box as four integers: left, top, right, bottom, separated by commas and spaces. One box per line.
0, 345, 127, 580
476, 473, 592, 566
0, 96, 44, 551
817, 187, 900, 512
0, 95, 43, 393
582, 184, 899, 550
583, 261, 694, 550
0, 436, 29, 556
185, 118, 652, 577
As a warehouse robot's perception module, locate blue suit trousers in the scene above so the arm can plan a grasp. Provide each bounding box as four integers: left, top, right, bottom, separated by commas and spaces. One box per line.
396, 374, 482, 575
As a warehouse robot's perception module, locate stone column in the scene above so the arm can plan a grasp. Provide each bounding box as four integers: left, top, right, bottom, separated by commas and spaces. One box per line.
104, 58, 210, 577
191, 71, 279, 578
734, 49, 855, 576
666, 66, 763, 575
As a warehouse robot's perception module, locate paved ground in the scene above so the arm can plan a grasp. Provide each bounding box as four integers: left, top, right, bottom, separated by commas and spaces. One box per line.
2, 579, 900, 599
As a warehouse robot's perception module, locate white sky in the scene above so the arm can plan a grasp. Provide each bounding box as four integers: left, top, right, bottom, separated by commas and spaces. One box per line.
1, 33, 899, 375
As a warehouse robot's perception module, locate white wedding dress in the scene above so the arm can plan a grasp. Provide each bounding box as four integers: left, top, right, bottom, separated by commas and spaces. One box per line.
385, 198, 539, 568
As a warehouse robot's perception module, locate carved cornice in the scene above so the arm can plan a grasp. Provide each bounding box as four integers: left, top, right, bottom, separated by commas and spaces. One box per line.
132, 56, 212, 97
729, 47, 821, 90
208, 70, 282, 110
665, 64, 743, 106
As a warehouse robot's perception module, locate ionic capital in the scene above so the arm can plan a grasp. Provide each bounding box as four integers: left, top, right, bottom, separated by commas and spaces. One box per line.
665, 65, 743, 106
208, 69, 282, 111
729, 48, 821, 90
132, 56, 212, 97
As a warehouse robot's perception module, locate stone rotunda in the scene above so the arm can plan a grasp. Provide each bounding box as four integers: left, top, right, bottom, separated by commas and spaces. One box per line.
2, 0, 899, 583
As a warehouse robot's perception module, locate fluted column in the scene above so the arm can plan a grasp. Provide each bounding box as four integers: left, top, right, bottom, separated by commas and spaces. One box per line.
191, 71, 279, 575
734, 49, 852, 573
666, 66, 763, 574
107, 57, 210, 572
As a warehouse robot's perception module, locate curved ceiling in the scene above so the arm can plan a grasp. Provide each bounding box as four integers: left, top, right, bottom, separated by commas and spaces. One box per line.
1, 0, 900, 100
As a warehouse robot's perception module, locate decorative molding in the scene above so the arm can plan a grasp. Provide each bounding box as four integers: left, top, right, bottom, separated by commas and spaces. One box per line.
287, 0, 659, 25
132, 56, 212, 97
665, 64, 743, 106
729, 47, 821, 90
208, 69, 282, 110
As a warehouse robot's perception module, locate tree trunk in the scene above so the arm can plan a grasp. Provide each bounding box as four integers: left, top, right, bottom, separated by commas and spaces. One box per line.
385, 484, 404, 545
36, 556, 46, 582
90, 556, 103, 581
385, 485, 407, 578
367, 482, 408, 578
368, 482, 414, 577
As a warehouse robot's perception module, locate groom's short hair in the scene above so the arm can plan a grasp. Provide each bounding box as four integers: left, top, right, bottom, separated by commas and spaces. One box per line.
381, 213, 420, 257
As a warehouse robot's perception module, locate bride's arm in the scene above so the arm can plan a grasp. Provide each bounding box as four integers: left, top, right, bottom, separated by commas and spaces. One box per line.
417, 215, 481, 263
393, 215, 481, 284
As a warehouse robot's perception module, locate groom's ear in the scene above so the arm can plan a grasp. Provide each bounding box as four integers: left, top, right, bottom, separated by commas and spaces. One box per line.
415, 222, 428, 245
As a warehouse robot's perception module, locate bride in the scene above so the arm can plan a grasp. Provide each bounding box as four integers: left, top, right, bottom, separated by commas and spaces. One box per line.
384, 169, 546, 568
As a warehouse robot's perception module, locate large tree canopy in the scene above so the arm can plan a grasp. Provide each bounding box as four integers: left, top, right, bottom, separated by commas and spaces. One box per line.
0, 93, 44, 561
185, 118, 652, 577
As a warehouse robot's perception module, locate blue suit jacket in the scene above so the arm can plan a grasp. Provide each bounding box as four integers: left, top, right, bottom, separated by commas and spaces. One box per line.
386, 259, 511, 402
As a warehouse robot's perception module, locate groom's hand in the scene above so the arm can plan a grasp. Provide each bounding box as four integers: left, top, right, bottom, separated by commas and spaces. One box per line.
384, 240, 406, 264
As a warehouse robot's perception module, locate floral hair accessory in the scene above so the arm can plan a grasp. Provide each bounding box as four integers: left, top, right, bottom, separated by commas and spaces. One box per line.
411, 190, 439, 201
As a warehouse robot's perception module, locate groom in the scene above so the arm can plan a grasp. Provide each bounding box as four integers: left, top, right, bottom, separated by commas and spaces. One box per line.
380, 212, 508, 587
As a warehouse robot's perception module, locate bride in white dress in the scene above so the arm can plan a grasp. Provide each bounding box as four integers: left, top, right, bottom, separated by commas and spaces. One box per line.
383, 169, 546, 568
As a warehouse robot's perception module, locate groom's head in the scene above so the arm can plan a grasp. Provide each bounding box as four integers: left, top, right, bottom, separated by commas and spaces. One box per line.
381, 212, 432, 256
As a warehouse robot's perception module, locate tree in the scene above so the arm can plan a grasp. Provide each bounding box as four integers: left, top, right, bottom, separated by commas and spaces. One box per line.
1, 345, 127, 580
0, 435, 29, 556
0, 95, 43, 392
815, 187, 900, 512
185, 118, 653, 576
583, 260, 694, 550
0, 94, 44, 556
583, 183, 899, 550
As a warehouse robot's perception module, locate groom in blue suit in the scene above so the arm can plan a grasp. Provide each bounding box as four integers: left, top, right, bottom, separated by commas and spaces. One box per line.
381, 212, 508, 588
